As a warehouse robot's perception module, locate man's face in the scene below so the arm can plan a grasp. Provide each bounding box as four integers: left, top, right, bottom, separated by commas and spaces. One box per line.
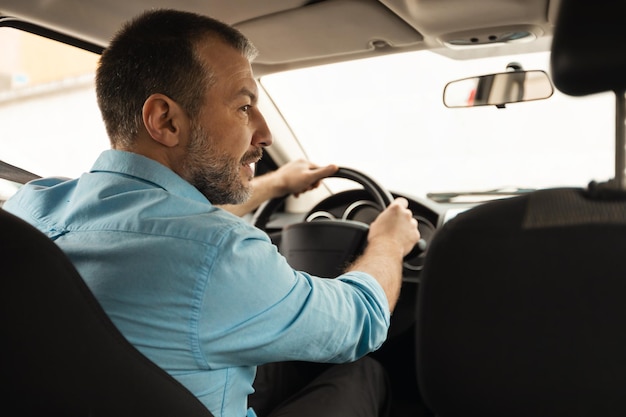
180, 37, 272, 205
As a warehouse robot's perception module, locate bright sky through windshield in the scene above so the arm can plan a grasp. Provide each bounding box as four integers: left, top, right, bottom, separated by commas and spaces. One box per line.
0, 28, 616, 201
261, 50, 615, 198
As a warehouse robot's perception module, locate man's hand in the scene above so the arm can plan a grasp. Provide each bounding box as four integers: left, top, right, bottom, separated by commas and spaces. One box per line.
220, 159, 338, 217
348, 198, 421, 312
273, 159, 339, 197
368, 198, 420, 257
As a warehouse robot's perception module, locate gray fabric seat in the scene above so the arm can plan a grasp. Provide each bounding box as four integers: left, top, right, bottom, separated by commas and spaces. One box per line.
0, 208, 214, 417
416, 0, 626, 415
417, 188, 626, 416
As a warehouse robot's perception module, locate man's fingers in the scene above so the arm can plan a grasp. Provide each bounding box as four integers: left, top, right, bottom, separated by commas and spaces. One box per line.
391, 197, 409, 209
313, 164, 339, 179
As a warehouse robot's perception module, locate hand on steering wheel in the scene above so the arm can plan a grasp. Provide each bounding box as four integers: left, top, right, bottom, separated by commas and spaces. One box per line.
253, 167, 427, 277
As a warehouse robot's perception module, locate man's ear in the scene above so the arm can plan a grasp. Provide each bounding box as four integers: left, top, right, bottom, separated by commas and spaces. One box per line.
142, 93, 188, 148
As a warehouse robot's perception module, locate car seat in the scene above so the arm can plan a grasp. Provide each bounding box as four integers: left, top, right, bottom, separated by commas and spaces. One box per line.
415, 0, 626, 416
0, 208, 214, 416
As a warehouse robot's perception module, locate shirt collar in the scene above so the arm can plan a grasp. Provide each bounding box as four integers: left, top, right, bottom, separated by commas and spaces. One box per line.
90, 149, 210, 204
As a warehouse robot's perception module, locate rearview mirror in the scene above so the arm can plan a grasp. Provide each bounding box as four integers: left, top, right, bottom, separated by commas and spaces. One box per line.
443, 70, 554, 108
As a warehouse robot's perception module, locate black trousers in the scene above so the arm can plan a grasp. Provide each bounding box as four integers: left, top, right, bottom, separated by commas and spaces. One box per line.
249, 356, 391, 417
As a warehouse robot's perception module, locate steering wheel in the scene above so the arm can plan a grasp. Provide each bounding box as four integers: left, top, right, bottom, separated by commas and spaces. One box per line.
253, 167, 394, 229
252, 167, 413, 278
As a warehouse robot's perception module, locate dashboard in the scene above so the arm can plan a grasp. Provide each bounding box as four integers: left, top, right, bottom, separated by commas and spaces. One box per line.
263, 188, 473, 283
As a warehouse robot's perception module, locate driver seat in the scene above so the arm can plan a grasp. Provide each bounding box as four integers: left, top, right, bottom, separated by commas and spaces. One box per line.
416, 0, 626, 416
0, 208, 214, 416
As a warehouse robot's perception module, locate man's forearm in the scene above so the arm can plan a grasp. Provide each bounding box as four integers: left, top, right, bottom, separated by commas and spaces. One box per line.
347, 238, 404, 312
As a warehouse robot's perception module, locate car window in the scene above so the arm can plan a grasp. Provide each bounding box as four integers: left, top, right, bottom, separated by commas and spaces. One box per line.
0, 27, 108, 201
260, 50, 615, 198
0, 26, 616, 204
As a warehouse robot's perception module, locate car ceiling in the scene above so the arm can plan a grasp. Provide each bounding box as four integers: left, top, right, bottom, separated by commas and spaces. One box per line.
0, 0, 560, 76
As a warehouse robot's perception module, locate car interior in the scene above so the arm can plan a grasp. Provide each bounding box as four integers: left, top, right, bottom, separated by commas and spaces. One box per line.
418, 2, 626, 416
0, 209, 215, 416
1, 0, 624, 416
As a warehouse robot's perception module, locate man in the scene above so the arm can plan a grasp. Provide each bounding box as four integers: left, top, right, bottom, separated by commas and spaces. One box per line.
4, 9, 420, 417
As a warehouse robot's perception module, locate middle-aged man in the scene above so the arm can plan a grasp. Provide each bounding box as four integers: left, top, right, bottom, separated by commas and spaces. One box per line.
3, 9, 421, 417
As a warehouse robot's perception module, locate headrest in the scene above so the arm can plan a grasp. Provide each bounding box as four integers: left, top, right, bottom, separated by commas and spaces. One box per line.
551, 0, 626, 96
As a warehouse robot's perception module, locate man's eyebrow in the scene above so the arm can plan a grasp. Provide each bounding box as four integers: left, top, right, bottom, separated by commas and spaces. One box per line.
238, 87, 258, 103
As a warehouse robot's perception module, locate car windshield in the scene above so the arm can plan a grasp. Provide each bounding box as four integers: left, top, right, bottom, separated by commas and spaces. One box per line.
260, 49, 615, 199
0, 26, 616, 203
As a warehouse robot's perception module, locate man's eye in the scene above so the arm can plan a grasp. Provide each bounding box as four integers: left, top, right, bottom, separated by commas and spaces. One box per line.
241, 105, 251, 113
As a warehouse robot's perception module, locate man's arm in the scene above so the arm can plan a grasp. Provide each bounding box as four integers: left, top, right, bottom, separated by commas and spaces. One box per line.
219, 159, 338, 217
347, 198, 420, 312
222, 159, 420, 313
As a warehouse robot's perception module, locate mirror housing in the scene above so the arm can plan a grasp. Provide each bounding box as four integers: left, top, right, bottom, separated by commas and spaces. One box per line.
443, 70, 554, 108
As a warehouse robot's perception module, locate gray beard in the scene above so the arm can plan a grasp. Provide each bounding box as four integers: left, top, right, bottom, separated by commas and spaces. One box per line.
179, 123, 257, 205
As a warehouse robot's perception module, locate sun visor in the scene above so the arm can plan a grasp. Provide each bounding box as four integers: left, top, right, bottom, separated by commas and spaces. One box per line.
551, 0, 626, 96
235, 0, 423, 67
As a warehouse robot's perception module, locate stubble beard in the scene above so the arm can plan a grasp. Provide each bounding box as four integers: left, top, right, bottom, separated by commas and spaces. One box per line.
181, 123, 261, 205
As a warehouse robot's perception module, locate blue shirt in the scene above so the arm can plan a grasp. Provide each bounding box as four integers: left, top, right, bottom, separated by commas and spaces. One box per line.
4, 150, 390, 417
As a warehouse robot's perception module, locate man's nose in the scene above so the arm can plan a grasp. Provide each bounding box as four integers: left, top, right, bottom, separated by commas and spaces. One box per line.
251, 109, 272, 147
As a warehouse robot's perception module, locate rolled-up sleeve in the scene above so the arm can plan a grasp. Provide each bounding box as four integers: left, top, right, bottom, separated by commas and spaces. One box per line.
193, 222, 390, 369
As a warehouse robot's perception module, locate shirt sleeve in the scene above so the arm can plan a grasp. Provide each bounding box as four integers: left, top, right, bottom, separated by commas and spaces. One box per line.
194, 222, 391, 369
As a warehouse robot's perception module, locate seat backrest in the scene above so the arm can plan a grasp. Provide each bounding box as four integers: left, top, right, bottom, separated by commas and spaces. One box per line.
0, 208, 214, 417
417, 189, 626, 417
416, 1, 626, 415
